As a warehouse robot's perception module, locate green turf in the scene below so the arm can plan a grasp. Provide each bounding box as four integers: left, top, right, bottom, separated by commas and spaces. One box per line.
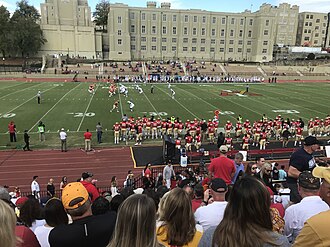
0, 80, 329, 149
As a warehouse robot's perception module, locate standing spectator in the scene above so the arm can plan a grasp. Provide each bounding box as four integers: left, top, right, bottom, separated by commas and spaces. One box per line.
23, 130, 31, 151
0, 199, 17, 247
8, 121, 17, 142
231, 152, 245, 184
49, 182, 116, 247
80, 172, 100, 202
163, 162, 175, 189
110, 176, 119, 197
287, 136, 321, 203
19, 198, 46, 232
216, 132, 225, 149
124, 170, 134, 188
313, 166, 330, 206
208, 145, 236, 185
191, 184, 204, 212
195, 178, 228, 231
96, 122, 103, 144
31, 176, 40, 201
84, 129, 92, 152
198, 176, 290, 247
37, 121, 46, 141
245, 162, 258, 176
59, 128, 67, 152
108, 194, 160, 247
279, 165, 287, 180
284, 171, 329, 243
255, 156, 266, 173
47, 178, 55, 198
59, 176, 68, 191
157, 188, 203, 246
34, 198, 68, 247
37, 91, 41, 104
256, 163, 275, 192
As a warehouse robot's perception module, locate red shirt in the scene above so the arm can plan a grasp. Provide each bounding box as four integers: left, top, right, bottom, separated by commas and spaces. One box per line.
80, 180, 100, 202
8, 123, 16, 133
84, 131, 92, 140
191, 198, 203, 212
208, 156, 236, 185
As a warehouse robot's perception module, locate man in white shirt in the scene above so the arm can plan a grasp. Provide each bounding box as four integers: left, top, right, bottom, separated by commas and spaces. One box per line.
284, 171, 329, 243
195, 178, 228, 231
59, 128, 67, 152
31, 176, 40, 201
163, 162, 175, 189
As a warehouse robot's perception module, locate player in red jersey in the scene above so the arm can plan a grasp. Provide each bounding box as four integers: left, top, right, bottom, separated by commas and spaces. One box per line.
314, 117, 321, 136
195, 133, 202, 150
178, 121, 184, 137
208, 124, 215, 144
308, 118, 314, 136
224, 136, 233, 150
151, 120, 158, 139
167, 120, 173, 136
120, 120, 127, 142
145, 119, 152, 139
110, 100, 119, 113
185, 134, 193, 152
113, 122, 120, 144
294, 126, 303, 146
173, 120, 179, 139
135, 123, 143, 145
259, 131, 267, 150
175, 137, 181, 150
242, 134, 250, 150
129, 121, 136, 140
225, 120, 232, 137
235, 121, 242, 140
253, 124, 262, 147
189, 121, 196, 137
161, 120, 167, 138
324, 116, 330, 136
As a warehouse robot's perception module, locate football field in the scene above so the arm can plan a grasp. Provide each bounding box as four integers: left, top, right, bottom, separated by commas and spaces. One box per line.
0, 80, 329, 149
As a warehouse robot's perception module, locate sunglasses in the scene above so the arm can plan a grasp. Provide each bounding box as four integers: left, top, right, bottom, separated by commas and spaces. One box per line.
252, 167, 257, 170
266, 169, 272, 172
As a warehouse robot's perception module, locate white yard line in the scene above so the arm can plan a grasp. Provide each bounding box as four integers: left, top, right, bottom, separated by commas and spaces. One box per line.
29, 83, 82, 132
4, 85, 58, 114
117, 86, 124, 118
142, 91, 161, 118
0, 82, 44, 101
155, 85, 200, 119
76, 84, 99, 131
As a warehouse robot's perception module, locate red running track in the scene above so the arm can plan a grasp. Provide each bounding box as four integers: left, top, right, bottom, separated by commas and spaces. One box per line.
0, 147, 140, 193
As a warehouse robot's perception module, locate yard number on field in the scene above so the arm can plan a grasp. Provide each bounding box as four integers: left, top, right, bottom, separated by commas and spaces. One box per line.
142, 112, 168, 116
272, 110, 300, 114
0, 113, 16, 118
68, 112, 96, 117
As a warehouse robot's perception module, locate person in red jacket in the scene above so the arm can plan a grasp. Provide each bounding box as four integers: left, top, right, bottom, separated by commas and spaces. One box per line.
8, 121, 17, 142
80, 172, 100, 202
84, 129, 92, 152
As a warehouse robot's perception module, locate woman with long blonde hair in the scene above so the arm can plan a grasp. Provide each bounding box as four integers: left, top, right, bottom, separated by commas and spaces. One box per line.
107, 194, 161, 247
0, 199, 18, 247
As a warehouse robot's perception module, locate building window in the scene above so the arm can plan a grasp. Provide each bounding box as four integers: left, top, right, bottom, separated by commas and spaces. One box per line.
172, 38, 177, 42
118, 16, 122, 23
163, 14, 166, 21
247, 40, 252, 45
194, 16, 197, 22
118, 30, 122, 35
185, 15, 188, 22
141, 37, 146, 42
183, 38, 188, 43
211, 39, 216, 44
314, 40, 318, 44
262, 49, 267, 53
173, 27, 177, 35
200, 47, 205, 52
130, 12, 135, 19
131, 45, 135, 50
263, 41, 268, 45
238, 40, 243, 45
192, 38, 197, 43
183, 47, 188, 51
210, 47, 215, 52
173, 15, 177, 21
152, 26, 156, 34
305, 22, 308, 26
220, 39, 225, 44
310, 15, 313, 19
118, 39, 122, 45
304, 37, 310, 41
163, 26, 167, 34
264, 30, 269, 35
152, 14, 156, 20
212, 29, 216, 36
238, 48, 242, 52
240, 18, 244, 25
201, 28, 206, 36
131, 25, 135, 33
249, 19, 253, 25
230, 30, 234, 37
247, 48, 251, 53
152, 37, 157, 42
202, 16, 206, 23
265, 20, 269, 26
220, 48, 224, 52
192, 47, 196, 52
162, 38, 167, 42
231, 18, 235, 24
141, 13, 146, 20
304, 29, 307, 33
229, 40, 234, 44
228, 48, 234, 52
172, 46, 176, 51
309, 22, 312, 26
193, 28, 197, 35
221, 17, 226, 24
239, 30, 243, 37
131, 36, 136, 42
220, 29, 225, 37
184, 27, 188, 35
248, 30, 252, 37
141, 45, 146, 51
152, 46, 156, 51
141, 25, 146, 34
315, 33, 319, 37
212, 17, 216, 23
162, 46, 167, 51
201, 38, 206, 44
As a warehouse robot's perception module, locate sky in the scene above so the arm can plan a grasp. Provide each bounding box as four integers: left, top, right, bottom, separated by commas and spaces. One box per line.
2, 0, 329, 14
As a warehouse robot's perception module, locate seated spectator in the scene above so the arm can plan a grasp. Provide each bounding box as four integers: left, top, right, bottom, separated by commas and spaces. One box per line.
0, 199, 17, 247
19, 198, 46, 232
198, 176, 290, 247
294, 166, 330, 246
107, 194, 161, 247
34, 198, 68, 247
284, 171, 329, 243
157, 188, 203, 246
80, 172, 100, 202
245, 162, 258, 176
49, 182, 116, 247
195, 178, 228, 231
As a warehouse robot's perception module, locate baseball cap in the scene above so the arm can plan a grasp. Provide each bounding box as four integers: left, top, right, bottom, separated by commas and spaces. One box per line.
81, 172, 93, 180
62, 182, 89, 210
313, 166, 330, 184
219, 145, 228, 153
298, 171, 320, 190
16, 197, 29, 207
210, 178, 227, 193
303, 136, 322, 146
61, 128, 65, 131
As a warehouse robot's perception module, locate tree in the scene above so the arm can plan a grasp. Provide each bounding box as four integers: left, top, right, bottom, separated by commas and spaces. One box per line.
10, 0, 46, 57
0, 6, 11, 57
93, 0, 110, 30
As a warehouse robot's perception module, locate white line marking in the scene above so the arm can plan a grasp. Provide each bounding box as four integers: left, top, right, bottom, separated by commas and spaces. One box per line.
117, 86, 124, 118
142, 91, 161, 118
76, 84, 99, 131
0, 82, 46, 101
29, 83, 82, 132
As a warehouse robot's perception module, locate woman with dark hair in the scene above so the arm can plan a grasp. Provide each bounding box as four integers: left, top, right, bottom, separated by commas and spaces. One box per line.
245, 162, 258, 176
34, 198, 68, 247
198, 176, 290, 247
107, 194, 162, 247
19, 198, 46, 232
59, 176, 68, 191
109, 194, 125, 213
110, 176, 118, 197
157, 188, 203, 246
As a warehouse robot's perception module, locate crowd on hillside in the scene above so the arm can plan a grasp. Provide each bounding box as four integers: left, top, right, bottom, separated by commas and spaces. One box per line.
1, 133, 330, 247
